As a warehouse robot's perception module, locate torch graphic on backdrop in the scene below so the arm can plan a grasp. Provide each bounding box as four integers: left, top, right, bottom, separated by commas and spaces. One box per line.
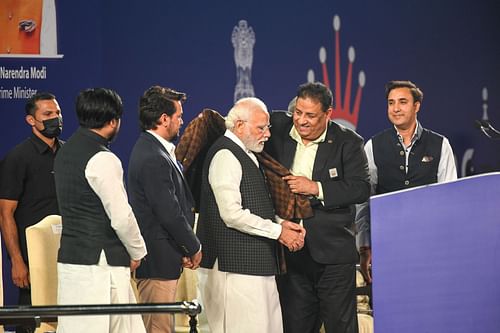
307, 15, 365, 131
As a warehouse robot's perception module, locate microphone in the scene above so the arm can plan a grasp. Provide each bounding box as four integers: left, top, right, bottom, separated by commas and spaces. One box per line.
486, 121, 500, 136
475, 119, 500, 140
475, 119, 487, 128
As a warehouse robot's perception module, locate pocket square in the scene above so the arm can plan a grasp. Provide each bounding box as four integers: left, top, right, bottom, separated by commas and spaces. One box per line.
421, 155, 434, 162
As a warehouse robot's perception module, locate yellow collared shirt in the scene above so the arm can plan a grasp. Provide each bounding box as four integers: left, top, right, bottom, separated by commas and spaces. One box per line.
289, 126, 326, 201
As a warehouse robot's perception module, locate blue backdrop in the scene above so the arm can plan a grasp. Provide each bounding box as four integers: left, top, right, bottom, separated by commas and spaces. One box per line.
1, 0, 499, 304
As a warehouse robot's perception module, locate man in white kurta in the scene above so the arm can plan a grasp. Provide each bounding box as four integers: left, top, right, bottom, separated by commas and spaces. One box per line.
197, 97, 305, 333
54, 88, 147, 333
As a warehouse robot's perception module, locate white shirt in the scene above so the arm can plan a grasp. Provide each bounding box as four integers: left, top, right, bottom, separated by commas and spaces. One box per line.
208, 130, 282, 239
355, 122, 457, 248
146, 130, 183, 174
85, 151, 147, 261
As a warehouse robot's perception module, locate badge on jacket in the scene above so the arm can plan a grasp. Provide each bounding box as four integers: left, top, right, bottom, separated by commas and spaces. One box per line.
329, 168, 338, 178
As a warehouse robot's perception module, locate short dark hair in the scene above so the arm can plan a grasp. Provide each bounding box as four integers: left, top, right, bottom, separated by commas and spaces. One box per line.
25, 92, 56, 116
385, 80, 423, 104
76, 88, 123, 129
296, 82, 333, 112
138, 85, 187, 131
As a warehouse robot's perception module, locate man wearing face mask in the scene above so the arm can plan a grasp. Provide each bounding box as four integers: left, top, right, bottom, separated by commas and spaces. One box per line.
0, 91, 63, 333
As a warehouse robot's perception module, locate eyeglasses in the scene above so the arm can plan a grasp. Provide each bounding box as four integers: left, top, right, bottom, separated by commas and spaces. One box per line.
238, 119, 272, 133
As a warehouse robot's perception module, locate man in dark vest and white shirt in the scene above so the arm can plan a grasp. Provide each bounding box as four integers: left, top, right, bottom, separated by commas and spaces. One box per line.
355, 80, 457, 283
54, 88, 147, 333
197, 97, 306, 333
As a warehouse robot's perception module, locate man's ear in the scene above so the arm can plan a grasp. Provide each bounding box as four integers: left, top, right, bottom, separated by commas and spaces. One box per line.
325, 107, 333, 119
234, 119, 245, 134
414, 101, 421, 114
161, 113, 170, 127
109, 118, 120, 129
25, 114, 35, 126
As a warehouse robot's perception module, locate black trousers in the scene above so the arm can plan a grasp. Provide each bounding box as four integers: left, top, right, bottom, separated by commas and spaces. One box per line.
278, 248, 358, 333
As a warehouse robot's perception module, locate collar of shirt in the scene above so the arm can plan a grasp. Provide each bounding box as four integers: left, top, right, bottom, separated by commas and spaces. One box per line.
146, 130, 176, 159
30, 134, 61, 154
224, 129, 259, 166
289, 124, 327, 146
78, 127, 110, 148
287, 124, 326, 182
395, 121, 423, 150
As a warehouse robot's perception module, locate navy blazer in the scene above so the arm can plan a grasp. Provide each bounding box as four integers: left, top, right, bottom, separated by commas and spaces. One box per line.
127, 132, 200, 279
265, 111, 370, 264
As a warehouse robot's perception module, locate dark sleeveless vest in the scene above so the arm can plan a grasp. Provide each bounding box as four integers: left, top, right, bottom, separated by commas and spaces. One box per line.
197, 136, 279, 276
372, 127, 443, 194
54, 128, 130, 266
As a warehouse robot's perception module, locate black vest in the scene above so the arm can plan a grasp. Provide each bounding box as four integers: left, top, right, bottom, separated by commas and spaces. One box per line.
372, 128, 443, 194
197, 136, 279, 276
54, 128, 130, 266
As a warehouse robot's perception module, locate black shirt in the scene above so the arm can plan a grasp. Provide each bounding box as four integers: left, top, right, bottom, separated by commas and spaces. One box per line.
0, 134, 62, 262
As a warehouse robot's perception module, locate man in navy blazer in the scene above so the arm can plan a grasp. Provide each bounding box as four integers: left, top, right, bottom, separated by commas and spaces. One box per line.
127, 85, 201, 333
265, 82, 370, 333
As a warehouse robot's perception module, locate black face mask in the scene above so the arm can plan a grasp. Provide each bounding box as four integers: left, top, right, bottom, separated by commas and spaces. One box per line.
38, 116, 63, 138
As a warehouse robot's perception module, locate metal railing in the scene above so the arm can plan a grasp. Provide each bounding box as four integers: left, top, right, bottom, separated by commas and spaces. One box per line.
0, 300, 202, 333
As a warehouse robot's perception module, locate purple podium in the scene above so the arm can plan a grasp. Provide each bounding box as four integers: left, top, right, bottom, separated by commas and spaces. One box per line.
371, 172, 500, 333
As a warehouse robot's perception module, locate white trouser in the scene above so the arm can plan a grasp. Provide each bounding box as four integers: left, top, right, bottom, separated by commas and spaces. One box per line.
198, 260, 283, 333
57, 251, 145, 333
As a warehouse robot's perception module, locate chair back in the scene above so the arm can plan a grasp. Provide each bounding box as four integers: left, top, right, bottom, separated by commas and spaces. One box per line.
26, 214, 62, 333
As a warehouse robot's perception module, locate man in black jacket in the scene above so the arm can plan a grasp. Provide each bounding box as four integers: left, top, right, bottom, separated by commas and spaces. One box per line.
265, 82, 370, 333
127, 86, 201, 333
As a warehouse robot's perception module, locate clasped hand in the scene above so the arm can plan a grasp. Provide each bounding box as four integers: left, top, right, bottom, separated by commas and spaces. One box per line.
279, 221, 306, 252
182, 250, 202, 270
283, 175, 319, 196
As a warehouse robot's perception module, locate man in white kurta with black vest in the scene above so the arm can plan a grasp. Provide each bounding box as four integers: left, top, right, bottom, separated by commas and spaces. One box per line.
197, 97, 306, 333
54, 88, 147, 333
355, 80, 457, 283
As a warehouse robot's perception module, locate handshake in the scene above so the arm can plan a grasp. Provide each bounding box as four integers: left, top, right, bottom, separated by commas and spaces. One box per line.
278, 220, 306, 252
